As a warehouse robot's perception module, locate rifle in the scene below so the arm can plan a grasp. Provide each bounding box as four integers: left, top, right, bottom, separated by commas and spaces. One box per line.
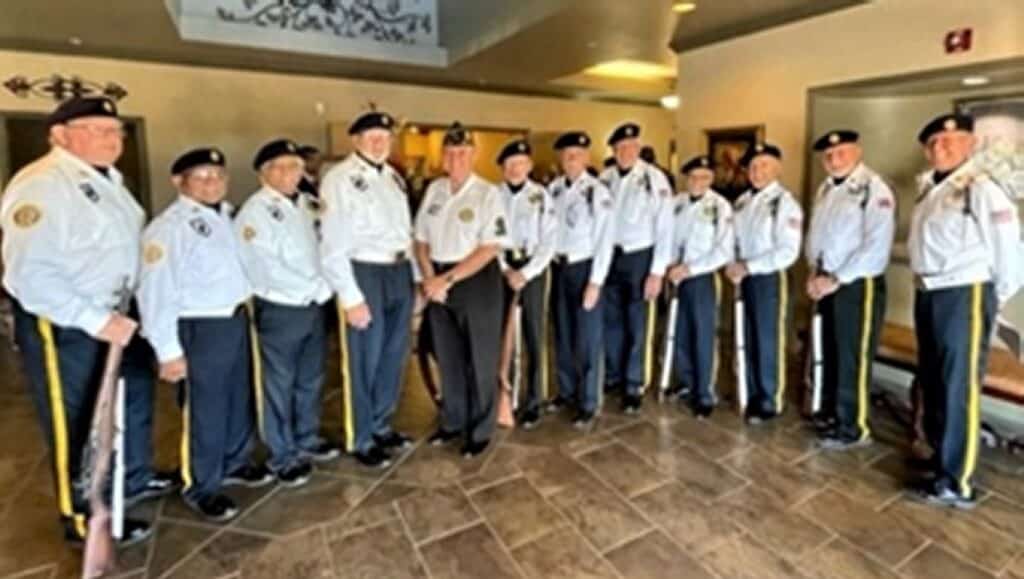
810, 255, 825, 416
81, 277, 133, 578
658, 248, 684, 403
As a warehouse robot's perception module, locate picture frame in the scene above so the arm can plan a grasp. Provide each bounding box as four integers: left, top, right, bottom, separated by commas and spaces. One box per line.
704, 124, 765, 201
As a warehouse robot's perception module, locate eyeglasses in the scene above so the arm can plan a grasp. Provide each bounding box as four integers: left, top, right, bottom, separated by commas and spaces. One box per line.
186, 167, 228, 181
64, 123, 126, 139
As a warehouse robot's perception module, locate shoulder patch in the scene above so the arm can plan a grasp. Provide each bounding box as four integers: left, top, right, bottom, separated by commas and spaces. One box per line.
189, 217, 212, 237
143, 242, 165, 265
242, 225, 257, 241
266, 204, 285, 222
458, 207, 475, 223
11, 203, 43, 229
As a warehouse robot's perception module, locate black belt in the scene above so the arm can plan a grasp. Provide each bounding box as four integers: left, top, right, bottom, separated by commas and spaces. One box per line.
504, 249, 532, 269
433, 261, 457, 275
613, 244, 652, 258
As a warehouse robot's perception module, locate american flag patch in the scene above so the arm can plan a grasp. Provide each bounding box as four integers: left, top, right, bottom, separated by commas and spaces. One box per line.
992, 209, 1014, 225
878, 198, 893, 209
787, 217, 802, 230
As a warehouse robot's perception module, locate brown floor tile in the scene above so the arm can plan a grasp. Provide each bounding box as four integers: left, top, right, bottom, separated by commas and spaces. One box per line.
548, 475, 652, 553
885, 499, 1020, 573
333, 481, 419, 533
577, 442, 671, 498
799, 489, 927, 567
610, 420, 681, 455
159, 530, 271, 579
395, 485, 481, 544
647, 443, 748, 500
717, 487, 833, 559
459, 443, 552, 493
700, 535, 813, 579
974, 494, 1024, 539
1003, 553, 1024, 579
236, 528, 335, 579
631, 482, 743, 556
980, 468, 1024, 506
797, 537, 903, 579
468, 477, 566, 549
0, 490, 87, 577
605, 529, 717, 579
326, 519, 426, 579
519, 452, 601, 498
899, 543, 997, 579
146, 521, 218, 579
750, 424, 821, 464
721, 448, 828, 507
669, 415, 750, 459
419, 523, 521, 579
233, 474, 372, 535
385, 443, 487, 487
511, 526, 617, 579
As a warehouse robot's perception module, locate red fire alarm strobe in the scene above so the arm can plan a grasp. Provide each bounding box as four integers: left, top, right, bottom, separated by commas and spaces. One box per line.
945, 28, 973, 53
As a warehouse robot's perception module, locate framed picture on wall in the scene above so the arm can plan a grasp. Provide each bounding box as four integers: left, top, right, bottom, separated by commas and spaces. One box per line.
956, 94, 1024, 201
704, 125, 765, 201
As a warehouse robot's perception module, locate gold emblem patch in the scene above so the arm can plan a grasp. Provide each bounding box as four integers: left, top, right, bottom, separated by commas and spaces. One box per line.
829, 133, 840, 144
11, 203, 42, 228
458, 208, 475, 223
143, 243, 164, 265
944, 118, 957, 131
242, 226, 257, 242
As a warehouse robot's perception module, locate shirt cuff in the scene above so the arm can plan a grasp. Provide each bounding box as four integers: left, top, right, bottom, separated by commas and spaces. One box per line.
338, 284, 366, 309
155, 340, 184, 365
75, 307, 112, 339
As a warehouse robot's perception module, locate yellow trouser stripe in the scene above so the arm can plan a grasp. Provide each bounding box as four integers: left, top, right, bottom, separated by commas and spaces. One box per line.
855, 279, 875, 440
180, 381, 193, 490
711, 274, 722, 394
246, 301, 266, 440
540, 270, 551, 401
37, 319, 84, 536
337, 300, 356, 453
642, 299, 657, 392
961, 283, 983, 495
775, 272, 788, 412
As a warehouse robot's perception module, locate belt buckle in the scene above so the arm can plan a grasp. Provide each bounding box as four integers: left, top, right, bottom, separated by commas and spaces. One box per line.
394, 250, 407, 262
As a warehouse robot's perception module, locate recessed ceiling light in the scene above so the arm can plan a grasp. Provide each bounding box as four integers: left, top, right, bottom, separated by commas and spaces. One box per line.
68, 36, 83, 46
962, 76, 990, 86
583, 59, 677, 81
660, 95, 681, 110
672, 2, 697, 14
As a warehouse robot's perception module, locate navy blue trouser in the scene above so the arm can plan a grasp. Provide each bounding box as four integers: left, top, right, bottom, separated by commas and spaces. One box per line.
502, 260, 551, 413
739, 271, 790, 415
250, 298, 327, 472
428, 261, 503, 444
603, 247, 657, 396
339, 262, 414, 453
552, 258, 602, 413
673, 272, 721, 407
914, 283, 995, 497
179, 309, 254, 502
12, 298, 156, 538
819, 276, 886, 441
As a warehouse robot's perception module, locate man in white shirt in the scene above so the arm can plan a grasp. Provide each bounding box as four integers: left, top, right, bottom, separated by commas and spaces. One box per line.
236, 139, 338, 488
414, 123, 509, 458
138, 148, 273, 523
320, 111, 416, 469
666, 155, 735, 418
725, 143, 803, 425
908, 114, 1021, 509
805, 130, 895, 449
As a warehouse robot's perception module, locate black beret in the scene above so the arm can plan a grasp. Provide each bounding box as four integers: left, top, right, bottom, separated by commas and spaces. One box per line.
48, 96, 118, 127
296, 144, 320, 157
813, 130, 859, 151
740, 142, 782, 167
918, 113, 974, 144
554, 131, 591, 150
348, 112, 395, 135
607, 122, 641, 146
681, 155, 715, 174
171, 147, 226, 176
442, 122, 475, 147
496, 139, 532, 165
253, 138, 301, 170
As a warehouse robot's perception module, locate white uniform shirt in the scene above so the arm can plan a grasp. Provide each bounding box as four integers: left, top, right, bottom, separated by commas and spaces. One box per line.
138, 196, 251, 362
733, 181, 803, 275
498, 180, 558, 281
235, 186, 331, 307
414, 173, 509, 264
805, 163, 895, 283
320, 153, 414, 307
548, 173, 616, 285
909, 170, 1021, 304
599, 159, 675, 275
1, 147, 145, 335
671, 189, 735, 276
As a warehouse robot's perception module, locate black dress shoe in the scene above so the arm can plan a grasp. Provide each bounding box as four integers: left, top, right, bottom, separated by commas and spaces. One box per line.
811, 412, 838, 433
817, 434, 873, 451
65, 517, 155, 549
517, 408, 541, 430
277, 462, 313, 488
375, 431, 414, 451
427, 428, 461, 446
303, 441, 342, 463
461, 439, 490, 459
125, 470, 182, 507
603, 383, 622, 396
544, 396, 572, 414
621, 394, 642, 415
692, 402, 714, 420
354, 446, 393, 469
185, 494, 239, 523
572, 410, 596, 430
224, 464, 275, 488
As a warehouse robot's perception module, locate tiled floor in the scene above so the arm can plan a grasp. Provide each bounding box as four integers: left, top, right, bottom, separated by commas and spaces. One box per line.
0, 339, 1022, 579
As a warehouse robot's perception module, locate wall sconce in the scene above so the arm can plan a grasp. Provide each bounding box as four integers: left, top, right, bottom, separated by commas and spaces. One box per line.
3, 74, 128, 101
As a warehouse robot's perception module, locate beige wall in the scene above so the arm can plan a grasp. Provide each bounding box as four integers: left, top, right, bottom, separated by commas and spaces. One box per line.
0, 50, 674, 210
675, 0, 1024, 195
